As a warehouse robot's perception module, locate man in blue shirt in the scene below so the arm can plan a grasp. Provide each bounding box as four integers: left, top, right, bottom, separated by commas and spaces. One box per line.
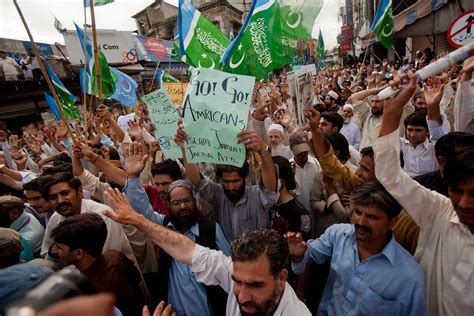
122, 142, 230, 316
286, 181, 426, 315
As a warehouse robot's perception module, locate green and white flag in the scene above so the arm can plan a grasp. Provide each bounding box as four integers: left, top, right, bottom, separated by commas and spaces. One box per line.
221, 0, 288, 80
170, 35, 183, 61
46, 64, 80, 119
53, 16, 66, 34
279, 0, 324, 56
75, 23, 117, 97
221, 0, 324, 80
178, 0, 231, 69
316, 29, 325, 69
370, 0, 393, 49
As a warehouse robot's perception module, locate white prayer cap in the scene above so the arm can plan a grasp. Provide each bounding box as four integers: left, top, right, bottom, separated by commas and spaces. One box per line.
268, 123, 284, 135
327, 90, 339, 100
343, 104, 354, 111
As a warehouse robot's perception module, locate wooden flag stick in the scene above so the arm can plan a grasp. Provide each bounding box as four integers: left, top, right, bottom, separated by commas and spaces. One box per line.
13, 0, 76, 142
150, 61, 161, 91
89, 0, 103, 102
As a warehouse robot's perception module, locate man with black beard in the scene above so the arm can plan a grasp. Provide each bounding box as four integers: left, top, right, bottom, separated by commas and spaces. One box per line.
122, 143, 231, 316
104, 187, 311, 315
348, 86, 414, 149
286, 181, 426, 315
175, 126, 278, 241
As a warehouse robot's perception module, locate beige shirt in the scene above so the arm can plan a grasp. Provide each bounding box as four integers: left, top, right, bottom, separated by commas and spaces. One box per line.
454, 80, 474, 133
0, 57, 20, 76
41, 199, 136, 265
353, 100, 414, 149
373, 129, 474, 316
76, 169, 158, 273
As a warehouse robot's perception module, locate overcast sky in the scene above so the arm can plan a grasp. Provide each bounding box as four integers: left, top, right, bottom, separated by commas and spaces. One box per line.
0, 0, 342, 48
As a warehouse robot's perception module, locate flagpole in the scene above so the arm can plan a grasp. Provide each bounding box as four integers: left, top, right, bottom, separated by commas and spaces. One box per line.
80, 60, 89, 141
13, 0, 75, 142
150, 61, 161, 91
89, 0, 103, 102
81, 4, 89, 140
352, 33, 373, 88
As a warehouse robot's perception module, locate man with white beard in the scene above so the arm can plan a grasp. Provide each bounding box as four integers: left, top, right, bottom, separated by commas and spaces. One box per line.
267, 124, 293, 160
340, 104, 361, 150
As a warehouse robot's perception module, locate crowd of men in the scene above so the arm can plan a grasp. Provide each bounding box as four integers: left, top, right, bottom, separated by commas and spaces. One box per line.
0, 51, 473, 316
0, 48, 42, 81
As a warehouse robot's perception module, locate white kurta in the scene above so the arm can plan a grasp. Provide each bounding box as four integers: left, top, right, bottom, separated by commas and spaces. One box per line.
373, 129, 474, 316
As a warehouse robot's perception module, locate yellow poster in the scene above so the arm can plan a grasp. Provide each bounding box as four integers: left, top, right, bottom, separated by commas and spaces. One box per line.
163, 83, 189, 108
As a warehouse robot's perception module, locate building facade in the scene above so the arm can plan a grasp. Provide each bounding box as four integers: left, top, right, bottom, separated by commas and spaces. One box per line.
132, 0, 243, 40
340, 0, 474, 63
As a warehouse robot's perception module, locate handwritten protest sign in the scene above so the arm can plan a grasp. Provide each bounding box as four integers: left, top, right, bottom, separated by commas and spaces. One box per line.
142, 89, 182, 160
181, 68, 255, 167
163, 82, 189, 108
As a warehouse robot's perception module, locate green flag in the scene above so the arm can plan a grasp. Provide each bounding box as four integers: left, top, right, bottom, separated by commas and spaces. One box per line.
159, 69, 180, 83
370, 0, 393, 49
91, 48, 117, 97
46, 64, 80, 119
221, 0, 288, 80
170, 35, 182, 61
75, 23, 117, 98
279, 0, 324, 56
178, 0, 231, 69
316, 29, 325, 69
221, 0, 324, 80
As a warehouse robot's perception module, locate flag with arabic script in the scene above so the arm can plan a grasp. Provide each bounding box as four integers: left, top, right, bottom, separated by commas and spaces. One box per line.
178, 0, 230, 69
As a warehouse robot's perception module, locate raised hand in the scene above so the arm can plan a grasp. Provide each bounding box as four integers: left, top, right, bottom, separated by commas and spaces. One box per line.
72, 143, 84, 159
304, 107, 321, 130
124, 141, 148, 178
55, 121, 69, 139
284, 232, 308, 263
44, 125, 56, 141
28, 140, 43, 155
9, 134, 20, 151
103, 188, 141, 225
237, 130, 266, 153
174, 120, 187, 149
143, 301, 177, 316
100, 146, 110, 161
78, 142, 96, 161
423, 76, 444, 110
128, 120, 143, 140
0, 130, 7, 142
380, 70, 417, 136
97, 104, 112, 122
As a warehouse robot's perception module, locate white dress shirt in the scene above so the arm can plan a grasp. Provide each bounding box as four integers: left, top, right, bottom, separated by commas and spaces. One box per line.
399, 138, 438, 177
373, 129, 474, 316
41, 199, 136, 265
191, 244, 311, 315
294, 156, 324, 213
340, 121, 361, 150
